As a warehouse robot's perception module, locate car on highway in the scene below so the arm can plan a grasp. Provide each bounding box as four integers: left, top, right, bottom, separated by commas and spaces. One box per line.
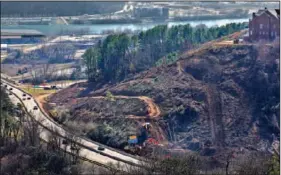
70, 146, 78, 150
9, 88, 13, 91
33, 106, 38, 110
22, 98, 26, 101
4, 85, 7, 88
98, 146, 105, 151
9, 93, 12, 96
27, 97, 31, 100
62, 139, 69, 145
23, 94, 26, 97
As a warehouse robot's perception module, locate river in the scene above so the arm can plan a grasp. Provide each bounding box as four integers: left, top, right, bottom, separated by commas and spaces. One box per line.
1, 18, 248, 36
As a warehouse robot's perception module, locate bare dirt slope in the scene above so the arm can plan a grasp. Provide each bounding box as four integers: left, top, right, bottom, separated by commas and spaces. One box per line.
48, 43, 280, 158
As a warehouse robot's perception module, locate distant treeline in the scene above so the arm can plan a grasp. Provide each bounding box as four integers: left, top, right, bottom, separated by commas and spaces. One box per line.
1, 2, 124, 17
83, 22, 248, 83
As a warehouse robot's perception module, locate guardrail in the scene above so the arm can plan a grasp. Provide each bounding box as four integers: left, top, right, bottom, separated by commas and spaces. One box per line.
39, 138, 120, 172
2, 79, 144, 168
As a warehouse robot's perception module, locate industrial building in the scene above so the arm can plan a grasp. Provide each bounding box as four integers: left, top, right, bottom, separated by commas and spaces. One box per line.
18, 19, 51, 25
1, 29, 46, 44
133, 7, 169, 20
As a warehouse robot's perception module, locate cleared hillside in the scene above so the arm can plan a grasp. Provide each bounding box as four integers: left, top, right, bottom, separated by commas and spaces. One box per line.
47, 41, 280, 162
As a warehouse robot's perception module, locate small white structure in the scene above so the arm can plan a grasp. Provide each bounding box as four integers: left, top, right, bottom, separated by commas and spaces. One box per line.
1, 44, 7, 51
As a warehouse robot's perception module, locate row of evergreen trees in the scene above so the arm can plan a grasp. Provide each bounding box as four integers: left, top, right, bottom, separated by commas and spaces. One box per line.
83, 22, 247, 83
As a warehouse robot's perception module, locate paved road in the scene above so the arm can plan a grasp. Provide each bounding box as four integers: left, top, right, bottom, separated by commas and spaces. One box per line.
1, 79, 141, 170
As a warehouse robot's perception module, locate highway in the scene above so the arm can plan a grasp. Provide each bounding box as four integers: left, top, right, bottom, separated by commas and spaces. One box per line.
1, 77, 141, 171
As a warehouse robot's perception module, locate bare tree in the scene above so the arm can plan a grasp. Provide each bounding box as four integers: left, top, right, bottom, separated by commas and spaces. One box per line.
29, 63, 38, 85
23, 112, 43, 147
65, 133, 81, 164
47, 127, 62, 155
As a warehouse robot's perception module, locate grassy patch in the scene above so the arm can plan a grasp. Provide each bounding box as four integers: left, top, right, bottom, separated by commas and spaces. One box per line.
21, 87, 57, 96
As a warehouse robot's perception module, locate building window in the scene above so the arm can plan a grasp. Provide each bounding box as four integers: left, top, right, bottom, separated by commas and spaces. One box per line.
260, 24, 263, 29
250, 30, 252, 35
271, 32, 274, 36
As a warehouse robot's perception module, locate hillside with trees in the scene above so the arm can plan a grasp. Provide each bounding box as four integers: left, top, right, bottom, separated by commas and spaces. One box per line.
83, 22, 247, 84
2, 31, 280, 175
49, 34, 280, 171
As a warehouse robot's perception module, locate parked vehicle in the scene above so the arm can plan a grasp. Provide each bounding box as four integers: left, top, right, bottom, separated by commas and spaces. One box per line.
33, 106, 38, 110
62, 139, 69, 145
70, 146, 78, 150
98, 146, 105, 151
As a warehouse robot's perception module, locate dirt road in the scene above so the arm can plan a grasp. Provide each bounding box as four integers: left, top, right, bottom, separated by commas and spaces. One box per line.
205, 85, 225, 148
75, 95, 167, 144
77, 95, 161, 119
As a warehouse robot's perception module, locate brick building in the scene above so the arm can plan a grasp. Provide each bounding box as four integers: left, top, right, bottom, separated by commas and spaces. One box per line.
247, 8, 280, 41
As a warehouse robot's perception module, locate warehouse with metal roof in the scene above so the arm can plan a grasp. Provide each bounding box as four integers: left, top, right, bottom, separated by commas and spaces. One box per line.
1, 29, 45, 44
1, 29, 45, 39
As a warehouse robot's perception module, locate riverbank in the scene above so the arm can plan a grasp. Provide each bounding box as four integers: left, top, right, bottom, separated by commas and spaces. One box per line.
1, 18, 248, 36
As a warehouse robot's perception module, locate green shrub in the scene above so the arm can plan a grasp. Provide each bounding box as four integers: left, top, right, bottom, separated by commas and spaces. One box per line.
106, 91, 115, 101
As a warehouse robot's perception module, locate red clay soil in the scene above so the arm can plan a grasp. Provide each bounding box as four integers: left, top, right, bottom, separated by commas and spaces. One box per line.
75, 95, 167, 144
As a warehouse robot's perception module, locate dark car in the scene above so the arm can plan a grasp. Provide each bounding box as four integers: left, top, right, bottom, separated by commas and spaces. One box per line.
22, 98, 26, 101
98, 146, 105, 151
9, 93, 12, 96
9, 88, 13, 91
27, 97, 31, 100
62, 139, 69, 145
70, 146, 78, 150
4, 85, 7, 88
33, 106, 38, 110
23, 94, 26, 97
